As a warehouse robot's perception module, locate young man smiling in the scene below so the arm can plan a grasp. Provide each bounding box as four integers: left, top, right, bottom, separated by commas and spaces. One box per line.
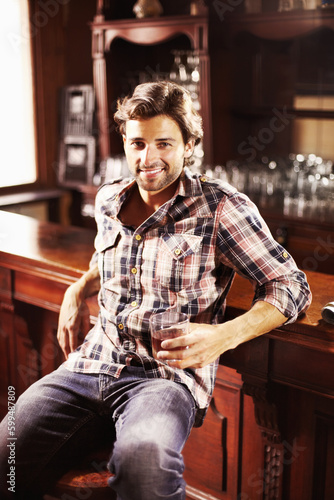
0, 81, 311, 500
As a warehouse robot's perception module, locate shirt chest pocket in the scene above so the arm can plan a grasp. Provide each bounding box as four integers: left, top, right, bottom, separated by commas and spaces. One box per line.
155, 234, 203, 292
96, 230, 121, 286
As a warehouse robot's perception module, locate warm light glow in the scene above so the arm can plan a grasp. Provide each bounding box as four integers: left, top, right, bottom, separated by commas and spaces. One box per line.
1, 0, 37, 187
293, 95, 334, 158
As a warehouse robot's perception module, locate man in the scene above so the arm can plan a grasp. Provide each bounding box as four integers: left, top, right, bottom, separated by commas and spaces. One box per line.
0, 81, 311, 499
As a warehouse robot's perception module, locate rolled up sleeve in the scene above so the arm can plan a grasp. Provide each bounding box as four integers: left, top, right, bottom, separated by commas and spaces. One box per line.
251, 270, 311, 323
217, 193, 312, 323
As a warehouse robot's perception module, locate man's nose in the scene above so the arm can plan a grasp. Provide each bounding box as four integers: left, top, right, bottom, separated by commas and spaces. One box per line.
141, 146, 157, 166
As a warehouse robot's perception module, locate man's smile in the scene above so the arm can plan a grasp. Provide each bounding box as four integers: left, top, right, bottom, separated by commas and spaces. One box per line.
138, 165, 166, 179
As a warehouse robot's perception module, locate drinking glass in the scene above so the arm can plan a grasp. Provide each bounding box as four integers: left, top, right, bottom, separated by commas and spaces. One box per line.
149, 311, 189, 360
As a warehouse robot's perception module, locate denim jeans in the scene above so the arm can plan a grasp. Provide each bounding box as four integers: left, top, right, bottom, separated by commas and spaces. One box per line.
0, 365, 196, 500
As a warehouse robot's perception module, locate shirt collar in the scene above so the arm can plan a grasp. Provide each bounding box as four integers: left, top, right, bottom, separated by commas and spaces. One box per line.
101, 178, 136, 219
175, 167, 204, 198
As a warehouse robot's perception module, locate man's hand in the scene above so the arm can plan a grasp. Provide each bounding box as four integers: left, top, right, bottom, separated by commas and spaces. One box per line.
156, 301, 288, 369
156, 322, 235, 369
57, 282, 91, 359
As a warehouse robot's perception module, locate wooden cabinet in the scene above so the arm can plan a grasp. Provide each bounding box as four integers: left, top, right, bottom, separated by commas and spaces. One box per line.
227, 9, 334, 159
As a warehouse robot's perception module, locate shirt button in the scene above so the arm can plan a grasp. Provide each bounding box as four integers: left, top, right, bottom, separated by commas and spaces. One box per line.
118, 323, 124, 330
174, 248, 181, 256
200, 176, 207, 182
131, 267, 137, 274
131, 301, 138, 307
135, 234, 142, 241
282, 251, 288, 259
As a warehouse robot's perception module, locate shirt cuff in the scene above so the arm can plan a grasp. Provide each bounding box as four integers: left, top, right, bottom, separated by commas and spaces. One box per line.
251, 270, 312, 324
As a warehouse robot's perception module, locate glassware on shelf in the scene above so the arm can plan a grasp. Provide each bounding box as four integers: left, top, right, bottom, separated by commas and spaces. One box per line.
169, 50, 201, 109
169, 51, 182, 81
202, 153, 334, 223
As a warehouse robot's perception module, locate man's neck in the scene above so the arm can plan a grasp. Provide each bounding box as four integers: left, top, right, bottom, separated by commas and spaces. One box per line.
118, 185, 166, 228
119, 177, 180, 228
138, 187, 174, 214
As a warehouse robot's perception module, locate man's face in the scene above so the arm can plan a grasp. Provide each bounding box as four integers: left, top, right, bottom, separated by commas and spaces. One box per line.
123, 115, 194, 195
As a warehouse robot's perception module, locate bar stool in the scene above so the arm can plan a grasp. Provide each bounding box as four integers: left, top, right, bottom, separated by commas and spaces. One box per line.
51, 469, 115, 500
47, 449, 116, 500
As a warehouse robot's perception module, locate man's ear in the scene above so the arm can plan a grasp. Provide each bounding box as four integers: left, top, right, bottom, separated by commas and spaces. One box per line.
122, 134, 126, 146
184, 139, 195, 158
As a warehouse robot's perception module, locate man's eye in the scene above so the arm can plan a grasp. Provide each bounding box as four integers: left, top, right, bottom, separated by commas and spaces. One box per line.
131, 142, 144, 149
158, 142, 171, 148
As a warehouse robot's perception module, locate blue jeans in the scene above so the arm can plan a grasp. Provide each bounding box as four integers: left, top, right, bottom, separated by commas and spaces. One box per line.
0, 365, 196, 500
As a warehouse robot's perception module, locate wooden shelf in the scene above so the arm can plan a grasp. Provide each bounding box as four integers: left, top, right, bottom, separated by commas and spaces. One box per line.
232, 106, 334, 119
228, 8, 334, 40
90, 15, 209, 50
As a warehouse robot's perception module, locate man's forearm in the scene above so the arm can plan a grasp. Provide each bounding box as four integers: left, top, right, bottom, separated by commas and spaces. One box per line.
221, 300, 288, 351
71, 263, 100, 300
57, 263, 100, 357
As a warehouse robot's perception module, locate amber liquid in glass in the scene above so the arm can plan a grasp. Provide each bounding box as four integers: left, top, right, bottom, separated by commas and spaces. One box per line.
152, 326, 187, 359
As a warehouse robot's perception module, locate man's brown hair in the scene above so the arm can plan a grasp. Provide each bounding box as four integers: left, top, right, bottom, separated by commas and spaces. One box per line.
114, 81, 203, 156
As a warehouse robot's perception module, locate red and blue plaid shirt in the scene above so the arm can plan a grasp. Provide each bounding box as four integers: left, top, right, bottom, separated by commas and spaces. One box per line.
64, 167, 311, 426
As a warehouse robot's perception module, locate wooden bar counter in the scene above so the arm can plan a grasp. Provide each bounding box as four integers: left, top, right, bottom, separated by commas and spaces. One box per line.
0, 211, 333, 500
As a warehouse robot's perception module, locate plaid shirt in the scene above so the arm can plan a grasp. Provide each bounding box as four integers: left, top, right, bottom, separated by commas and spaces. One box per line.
64, 167, 311, 426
